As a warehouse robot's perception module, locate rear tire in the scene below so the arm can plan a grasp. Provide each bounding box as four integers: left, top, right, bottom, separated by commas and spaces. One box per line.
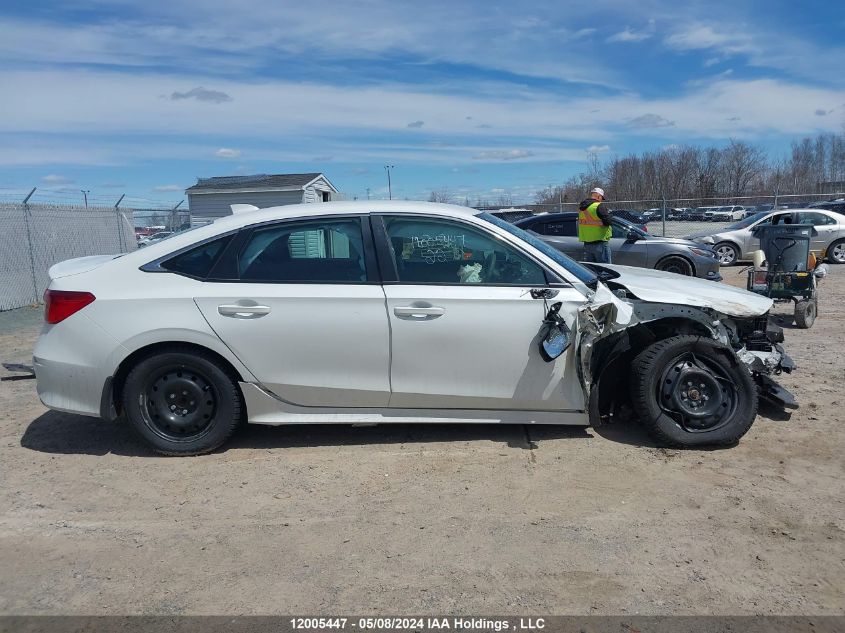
656, 255, 694, 276
827, 239, 845, 264
714, 242, 739, 266
122, 348, 243, 455
630, 335, 757, 448
794, 299, 816, 329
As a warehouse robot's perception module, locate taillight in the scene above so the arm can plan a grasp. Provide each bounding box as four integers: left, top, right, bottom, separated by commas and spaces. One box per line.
44, 290, 96, 324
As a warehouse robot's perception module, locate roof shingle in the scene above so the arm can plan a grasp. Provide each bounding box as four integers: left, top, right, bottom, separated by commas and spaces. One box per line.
186, 173, 323, 192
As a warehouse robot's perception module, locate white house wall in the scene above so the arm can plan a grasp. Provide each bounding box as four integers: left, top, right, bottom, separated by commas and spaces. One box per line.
188, 190, 305, 218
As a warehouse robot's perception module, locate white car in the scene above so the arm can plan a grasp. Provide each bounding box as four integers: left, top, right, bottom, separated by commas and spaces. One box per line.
137, 231, 174, 247
704, 206, 746, 222
34, 201, 795, 455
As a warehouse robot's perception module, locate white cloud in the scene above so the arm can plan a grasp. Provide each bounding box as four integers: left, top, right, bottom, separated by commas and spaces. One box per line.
586, 145, 611, 153
153, 184, 182, 192
607, 26, 652, 43
215, 148, 242, 159
627, 113, 675, 128
41, 174, 74, 185
472, 150, 534, 161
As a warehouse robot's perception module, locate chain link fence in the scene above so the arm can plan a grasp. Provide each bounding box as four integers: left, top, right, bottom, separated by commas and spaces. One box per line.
0, 203, 136, 312
484, 191, 845, 238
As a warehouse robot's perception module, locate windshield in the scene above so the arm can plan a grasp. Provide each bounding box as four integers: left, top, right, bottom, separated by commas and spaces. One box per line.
726, 211, 770, 229
478, 213, 598, 286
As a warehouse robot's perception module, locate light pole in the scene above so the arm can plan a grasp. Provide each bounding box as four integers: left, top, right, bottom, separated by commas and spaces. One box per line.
384, 165, 394, 200
81, 190, 90, 208
366, 187, 371, 200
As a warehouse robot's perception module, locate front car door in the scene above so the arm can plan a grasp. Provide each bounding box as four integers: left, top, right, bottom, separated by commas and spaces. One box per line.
793, 211, 840, 255
374, 213, 585, 412
608, 221, 648, 267
192, 215, 391, 407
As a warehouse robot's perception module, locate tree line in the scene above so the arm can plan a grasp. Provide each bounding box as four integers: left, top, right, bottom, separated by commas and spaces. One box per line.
535, 132, 845, 206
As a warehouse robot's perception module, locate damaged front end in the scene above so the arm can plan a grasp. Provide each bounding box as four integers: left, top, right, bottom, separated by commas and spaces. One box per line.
576, 279, 797, 428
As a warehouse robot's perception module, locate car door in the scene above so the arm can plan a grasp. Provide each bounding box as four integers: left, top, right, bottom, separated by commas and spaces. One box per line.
609, 221, 648, 267
192, 216, 391, 407
794, 211, 840, 254
533, 219, 582, 259
375, 214, 586, 411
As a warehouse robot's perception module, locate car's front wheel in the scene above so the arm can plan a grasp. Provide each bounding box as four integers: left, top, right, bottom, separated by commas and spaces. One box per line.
122, 348, 243, 455
629, 335, 757, 448
714, 242, 739, 266
656, 255, 694, 276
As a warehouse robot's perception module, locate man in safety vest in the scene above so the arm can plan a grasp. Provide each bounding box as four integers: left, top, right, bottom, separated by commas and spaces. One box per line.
578, 187, 613, 263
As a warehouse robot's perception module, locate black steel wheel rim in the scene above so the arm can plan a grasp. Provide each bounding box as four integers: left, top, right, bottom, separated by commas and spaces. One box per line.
662, 259, 691, 275
140, 365, 218, 442
658, 352, 737, 433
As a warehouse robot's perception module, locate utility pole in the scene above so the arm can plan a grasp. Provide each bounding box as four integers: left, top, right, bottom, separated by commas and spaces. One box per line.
384, 165, 394, 200
81, 190, 90, 208
171, 199, 184, 231
366, 187, 371, 200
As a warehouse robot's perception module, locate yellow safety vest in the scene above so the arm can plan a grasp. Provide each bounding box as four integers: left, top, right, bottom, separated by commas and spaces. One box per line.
578, 202, 612, 242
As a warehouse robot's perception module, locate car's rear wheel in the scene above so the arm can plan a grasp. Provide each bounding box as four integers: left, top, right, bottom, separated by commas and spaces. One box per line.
629, 335, 757, 448
122, 349, 243, 455
827, 239, 845, 264
714, 242, 739, 266
656, 255, 694, 276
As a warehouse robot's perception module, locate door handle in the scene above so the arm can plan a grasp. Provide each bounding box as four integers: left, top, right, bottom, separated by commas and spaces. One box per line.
218, 304, 271, 318
393, 306, 445, 318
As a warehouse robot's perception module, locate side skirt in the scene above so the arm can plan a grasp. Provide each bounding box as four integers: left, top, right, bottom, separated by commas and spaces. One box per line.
239, 383, 589, 426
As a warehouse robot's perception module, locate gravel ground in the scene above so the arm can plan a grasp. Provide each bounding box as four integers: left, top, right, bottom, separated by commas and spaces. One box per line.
0, 267, 843, 615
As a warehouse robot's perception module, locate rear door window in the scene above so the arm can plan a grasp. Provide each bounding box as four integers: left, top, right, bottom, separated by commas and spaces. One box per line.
238, 218, 367, 282
161, 235, 233, 279
543, 220, 577, 236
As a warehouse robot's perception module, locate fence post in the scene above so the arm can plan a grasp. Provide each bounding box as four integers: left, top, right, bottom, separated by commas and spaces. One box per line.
114, 194, 126, 253
22, 188, 39, 304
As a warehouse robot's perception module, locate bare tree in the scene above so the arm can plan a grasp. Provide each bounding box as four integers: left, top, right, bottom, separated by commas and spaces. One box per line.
427, 188, 453, 203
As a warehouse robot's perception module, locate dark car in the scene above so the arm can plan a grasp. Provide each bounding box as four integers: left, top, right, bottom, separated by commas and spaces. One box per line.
809, 199, 845, 217
609, 209, 648, 230
514, 212, 721, 280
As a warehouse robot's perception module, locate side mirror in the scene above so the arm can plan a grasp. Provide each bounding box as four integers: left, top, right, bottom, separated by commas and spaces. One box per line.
539, 302, 571, 361
625, 230, 639, 243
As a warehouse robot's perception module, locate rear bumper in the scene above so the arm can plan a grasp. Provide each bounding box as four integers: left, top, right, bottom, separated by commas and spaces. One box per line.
34, 355, 102, 417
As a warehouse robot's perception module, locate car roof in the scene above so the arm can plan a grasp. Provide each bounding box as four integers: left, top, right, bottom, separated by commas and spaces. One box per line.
211, 200, 478, 229
515, 212, 577, 224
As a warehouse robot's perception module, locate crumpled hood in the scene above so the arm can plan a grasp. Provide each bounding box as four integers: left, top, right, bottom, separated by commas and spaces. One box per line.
594, 263, 772, 317
642, 236, 702, 247
48, 254, 119, 279
686, 229, 730, 240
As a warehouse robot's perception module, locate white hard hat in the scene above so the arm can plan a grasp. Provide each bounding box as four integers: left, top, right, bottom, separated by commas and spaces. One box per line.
590, 187, 605, 197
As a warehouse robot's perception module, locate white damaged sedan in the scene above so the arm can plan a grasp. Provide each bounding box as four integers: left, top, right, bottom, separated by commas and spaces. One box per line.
34, 201, 795, 455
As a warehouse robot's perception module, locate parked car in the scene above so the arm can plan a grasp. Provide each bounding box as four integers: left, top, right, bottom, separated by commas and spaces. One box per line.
686, 208, 845, 265
705, 206, 747, 222
35, 201, 795, 455
687, 207, 711, 221
138, 231, 174, 247
514, 212, 721, 280
809, 199, 845, 217
667, 207, 692, 220
609, 209, 648, 230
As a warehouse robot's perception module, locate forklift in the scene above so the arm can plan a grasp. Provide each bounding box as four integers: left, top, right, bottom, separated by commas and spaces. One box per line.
746, 223, 827, 328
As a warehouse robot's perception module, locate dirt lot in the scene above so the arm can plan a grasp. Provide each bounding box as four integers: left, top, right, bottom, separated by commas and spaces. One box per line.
0, 268, 843, 616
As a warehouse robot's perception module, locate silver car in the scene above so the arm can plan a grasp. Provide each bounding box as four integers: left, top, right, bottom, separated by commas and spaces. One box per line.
514, 212, 722, 280
687, 208, 845, 265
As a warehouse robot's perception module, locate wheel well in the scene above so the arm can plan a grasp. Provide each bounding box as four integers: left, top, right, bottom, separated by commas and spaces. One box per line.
589, 318, 714, 425
655, 253, 695, 275
111, 342, 245, 418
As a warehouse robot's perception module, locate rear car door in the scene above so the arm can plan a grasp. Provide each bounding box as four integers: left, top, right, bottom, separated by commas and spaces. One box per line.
794, 211, 840, 254
533, 219, 582, 259
375, 214, 586, 412
190, 216, 391, 407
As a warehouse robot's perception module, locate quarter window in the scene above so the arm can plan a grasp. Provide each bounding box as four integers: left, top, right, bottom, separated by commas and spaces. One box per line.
161, 235, 232, 279
238, 219, 367, 282
382, 216, 546, 285
543, 220, 577, 236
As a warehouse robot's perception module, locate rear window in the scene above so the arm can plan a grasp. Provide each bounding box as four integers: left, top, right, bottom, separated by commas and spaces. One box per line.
161, 235, 232, 278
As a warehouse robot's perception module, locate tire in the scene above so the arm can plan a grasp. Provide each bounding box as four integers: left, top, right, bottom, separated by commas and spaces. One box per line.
794, 299, 816, 329
714, 242, 739, 266
656, 255, 694, 276
122, 348, 243, 455
827, 239, 845, 264
630, 335, 757, 448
